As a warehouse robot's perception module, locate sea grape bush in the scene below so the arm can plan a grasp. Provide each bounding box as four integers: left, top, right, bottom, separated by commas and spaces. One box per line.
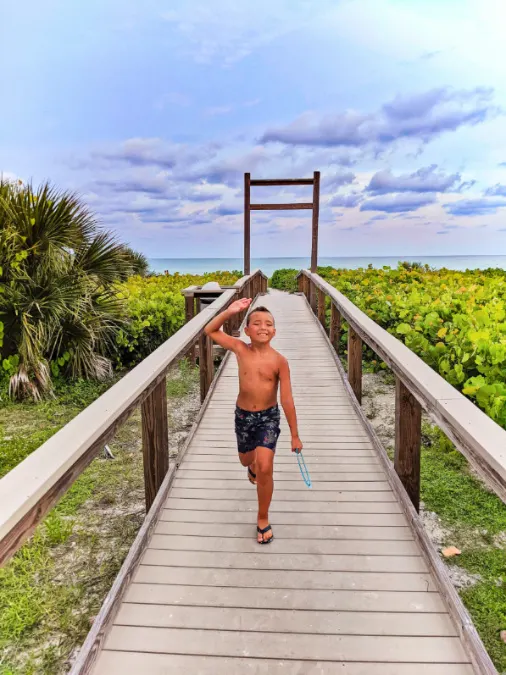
271, 265, 506, 428
114, 271, 241, 367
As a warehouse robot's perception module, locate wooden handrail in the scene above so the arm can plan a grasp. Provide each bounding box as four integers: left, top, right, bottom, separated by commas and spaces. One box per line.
0, 270, 266, 566
298, 269, 506, 508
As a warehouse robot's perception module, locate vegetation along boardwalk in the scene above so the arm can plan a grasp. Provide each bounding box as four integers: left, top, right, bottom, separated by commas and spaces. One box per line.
2, 267, 505, 673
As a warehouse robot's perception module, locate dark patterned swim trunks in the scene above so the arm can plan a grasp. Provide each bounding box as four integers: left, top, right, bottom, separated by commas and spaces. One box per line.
235, 405, 281, 454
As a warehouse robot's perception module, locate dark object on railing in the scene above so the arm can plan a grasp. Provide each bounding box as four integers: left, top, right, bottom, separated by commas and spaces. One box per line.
244, 172, 320, 275
297, 269, 506, 513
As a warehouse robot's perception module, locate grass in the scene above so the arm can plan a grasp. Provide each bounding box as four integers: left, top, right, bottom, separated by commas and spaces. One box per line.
0, 361, 199, 674
419, 425, 506, 670
363, 372, 506, 671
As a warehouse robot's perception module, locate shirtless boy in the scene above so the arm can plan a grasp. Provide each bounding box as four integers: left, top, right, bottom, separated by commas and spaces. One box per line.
205, 298, 302, 544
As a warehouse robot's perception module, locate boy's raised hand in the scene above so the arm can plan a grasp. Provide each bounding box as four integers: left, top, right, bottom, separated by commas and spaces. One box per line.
228, 297, 252, 315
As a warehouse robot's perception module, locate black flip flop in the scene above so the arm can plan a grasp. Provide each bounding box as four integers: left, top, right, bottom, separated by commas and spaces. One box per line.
257, 524, 274, 545
248, 467, 257, 485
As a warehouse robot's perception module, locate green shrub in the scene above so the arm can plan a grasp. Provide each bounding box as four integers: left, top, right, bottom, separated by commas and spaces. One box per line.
115, 271, 241, 367
270, 268, 298, 293
317, 264, 506, 427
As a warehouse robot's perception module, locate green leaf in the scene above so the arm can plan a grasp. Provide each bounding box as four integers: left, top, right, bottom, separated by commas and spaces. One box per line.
396, 323, 411, 335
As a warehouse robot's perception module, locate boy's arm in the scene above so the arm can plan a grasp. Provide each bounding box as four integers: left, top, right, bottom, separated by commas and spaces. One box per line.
279, 356, 303, 453
204, 297, 252, 353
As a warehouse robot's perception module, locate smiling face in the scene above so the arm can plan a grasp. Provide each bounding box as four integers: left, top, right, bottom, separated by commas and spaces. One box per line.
245, 309, 276, 345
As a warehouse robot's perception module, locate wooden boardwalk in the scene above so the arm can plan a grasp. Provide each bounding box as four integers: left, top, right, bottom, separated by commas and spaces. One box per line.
92, 291, 473, 674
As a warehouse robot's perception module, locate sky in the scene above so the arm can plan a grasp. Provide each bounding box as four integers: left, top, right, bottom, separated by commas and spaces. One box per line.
2, 0, 506, 259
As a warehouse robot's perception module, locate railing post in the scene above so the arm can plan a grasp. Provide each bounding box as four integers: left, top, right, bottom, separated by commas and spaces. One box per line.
297, 274, 304, 293
141, 377, 169, 512
317, 288, 326, 330
199, 331, 214, 403
395, 378, 422, 512
330, 303, 341, 353
309, 280, 317, 314
303, 274, 310, 302
348, 326, 362, 403
184, 293, 196, 364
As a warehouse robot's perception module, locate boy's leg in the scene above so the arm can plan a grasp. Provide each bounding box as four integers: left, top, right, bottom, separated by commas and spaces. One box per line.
238, 450, 256, 481
255, 446, 275, 543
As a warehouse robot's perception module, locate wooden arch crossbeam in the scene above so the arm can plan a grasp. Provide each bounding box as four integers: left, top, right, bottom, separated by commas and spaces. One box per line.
243, 172, 320, 274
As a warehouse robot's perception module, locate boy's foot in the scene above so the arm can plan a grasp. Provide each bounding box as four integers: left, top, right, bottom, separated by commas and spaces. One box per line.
247, 466, 257, 485
257, 521, 273, 544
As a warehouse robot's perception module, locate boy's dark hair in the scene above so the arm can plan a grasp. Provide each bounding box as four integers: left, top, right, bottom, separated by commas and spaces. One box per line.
246, 306, 274, 326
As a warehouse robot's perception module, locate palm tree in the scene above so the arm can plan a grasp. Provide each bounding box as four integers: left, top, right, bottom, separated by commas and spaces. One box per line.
0, 180, 133, 400
121, 245, 150, 276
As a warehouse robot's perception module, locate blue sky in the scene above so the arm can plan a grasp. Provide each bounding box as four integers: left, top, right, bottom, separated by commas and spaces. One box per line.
2, 0, 506, 259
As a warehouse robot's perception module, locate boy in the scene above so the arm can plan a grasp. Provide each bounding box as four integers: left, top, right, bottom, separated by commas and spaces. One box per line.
205, 298, 302, 544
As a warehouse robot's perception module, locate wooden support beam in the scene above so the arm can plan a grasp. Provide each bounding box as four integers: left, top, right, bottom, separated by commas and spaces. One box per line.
244, 173, 251, 276
395, 378, 422, 512
330, 303, 341, 354
184, 294, 196, 364
309, 280, 317, 314
250, 202, 313, 211
347, 326, 362, 403
199, 333, 214, 403
250, 178, 314, 186
297, 275, 304, 293
141, 377, 169, 512
303, 274, 310, 302
317, 288, 326, 330
311, 171, 320, 273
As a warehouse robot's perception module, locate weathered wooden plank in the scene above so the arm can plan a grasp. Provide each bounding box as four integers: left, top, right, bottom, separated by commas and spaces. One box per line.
134, 565, 434, 592
182, 463, 382, 473
173, 479, 390, 492
250, 178, 315, 186
124, 583, 446, 613
175, 469, 385, 482
94, 652, 474, 675
250, 202, 314, 210
114, 603, 455, 636
104, 626, 466, 662
147, 533, 418, 555
169, 487, 397, 502
184, 455, 381, 466
159, 509, 406, 527
164, 497, 402, 514
155, 521, 414, 541
141, 549, 427, 573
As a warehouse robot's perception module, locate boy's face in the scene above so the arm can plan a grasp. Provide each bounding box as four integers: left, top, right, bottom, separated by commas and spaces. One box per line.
245, 311, 276, 344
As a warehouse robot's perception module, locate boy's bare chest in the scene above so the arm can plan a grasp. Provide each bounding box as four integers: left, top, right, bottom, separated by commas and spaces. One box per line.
238, 354, 278, 383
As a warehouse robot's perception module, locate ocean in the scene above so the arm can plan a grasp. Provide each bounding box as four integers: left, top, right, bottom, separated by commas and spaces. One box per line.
149, 255, 506, 277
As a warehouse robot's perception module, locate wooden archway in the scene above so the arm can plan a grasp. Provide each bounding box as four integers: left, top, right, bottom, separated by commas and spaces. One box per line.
243, 171, 320, 274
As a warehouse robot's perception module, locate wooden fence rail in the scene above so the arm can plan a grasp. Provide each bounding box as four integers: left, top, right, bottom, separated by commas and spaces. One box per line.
0, 269, 267, 567
298, 269, 506, 511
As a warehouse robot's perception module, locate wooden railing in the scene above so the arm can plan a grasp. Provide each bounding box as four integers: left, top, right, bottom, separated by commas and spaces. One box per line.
0, 269, 267, 567
298, 270, 506, 512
